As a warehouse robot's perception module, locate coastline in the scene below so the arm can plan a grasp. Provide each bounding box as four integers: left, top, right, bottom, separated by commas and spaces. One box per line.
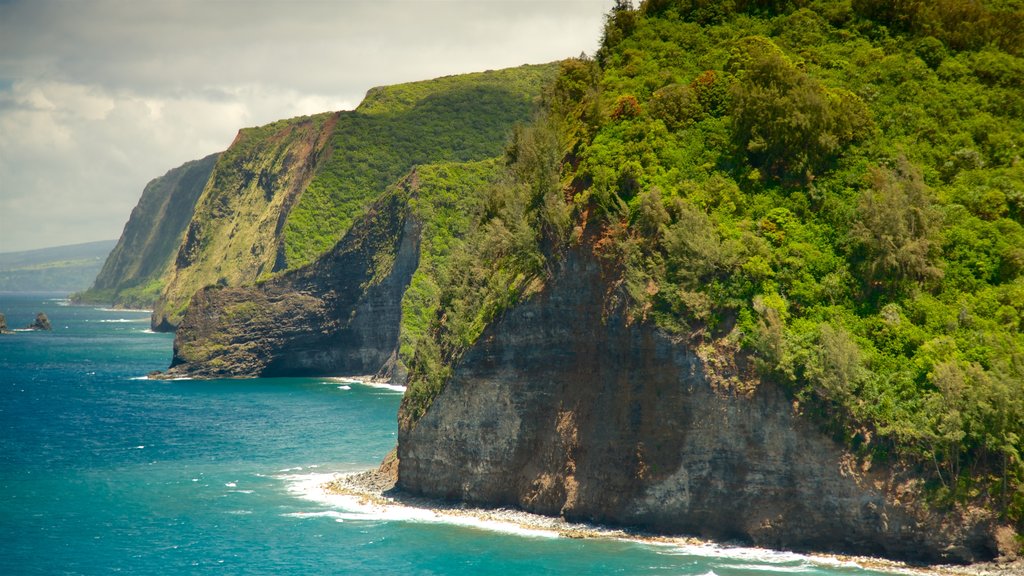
319, 469, 1022, 576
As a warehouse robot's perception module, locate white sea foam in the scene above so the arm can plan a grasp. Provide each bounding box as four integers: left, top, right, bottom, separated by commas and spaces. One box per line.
277, 471, 911, 573
359, 381, 407, 393
228, 489, 255, 494
97, 318, 148, 323
279, 472, 558, 539
140, 329, 157, 334
338, 385, 352, 391
225, 482, 237, 488
324, 377, 407, 393
95, 307, 152, 313
659, 542, 868, 572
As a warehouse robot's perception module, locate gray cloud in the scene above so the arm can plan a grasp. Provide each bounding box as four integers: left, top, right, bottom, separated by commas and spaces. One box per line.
0, 0, 612, 252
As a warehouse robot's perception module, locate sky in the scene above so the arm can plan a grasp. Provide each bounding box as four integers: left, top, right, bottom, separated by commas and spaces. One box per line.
0, 0, 614, 253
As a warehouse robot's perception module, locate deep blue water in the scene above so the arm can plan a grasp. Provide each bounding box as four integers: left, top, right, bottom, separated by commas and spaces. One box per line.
0, 293, 903, 575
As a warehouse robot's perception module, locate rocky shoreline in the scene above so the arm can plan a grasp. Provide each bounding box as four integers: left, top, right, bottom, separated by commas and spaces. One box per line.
322, 468, 1022, 576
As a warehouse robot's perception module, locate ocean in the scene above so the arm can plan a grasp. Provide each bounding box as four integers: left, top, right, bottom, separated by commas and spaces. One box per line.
0, 292, 906, 575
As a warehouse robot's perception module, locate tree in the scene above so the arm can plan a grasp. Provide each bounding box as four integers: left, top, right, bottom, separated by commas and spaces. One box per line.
729, 46, 872, 183
851, 159, 943, 296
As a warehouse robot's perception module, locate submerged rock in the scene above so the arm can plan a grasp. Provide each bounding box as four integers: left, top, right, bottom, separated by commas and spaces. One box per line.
27, 312, 51, 331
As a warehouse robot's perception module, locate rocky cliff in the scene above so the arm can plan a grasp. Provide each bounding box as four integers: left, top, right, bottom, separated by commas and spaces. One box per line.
396, 239, 1007, 564
163, 189, 418, 379
152, 114, 338, 331
75, 154, 218, 308
162, 159, 500, 380
150, 64, 555, 331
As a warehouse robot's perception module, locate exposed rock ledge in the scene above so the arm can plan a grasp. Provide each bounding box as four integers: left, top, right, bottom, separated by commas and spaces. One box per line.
397, 242, 1015, 565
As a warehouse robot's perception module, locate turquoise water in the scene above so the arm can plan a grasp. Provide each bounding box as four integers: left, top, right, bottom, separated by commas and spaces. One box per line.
0, 293, 903, 575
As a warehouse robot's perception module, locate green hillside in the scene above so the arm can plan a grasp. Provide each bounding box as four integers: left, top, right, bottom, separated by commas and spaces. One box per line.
282, 64, 559, 269
0, 240, 115, 293
403, 0, 1024, 525
152, 64, 556, 330
74, 153, 218, 308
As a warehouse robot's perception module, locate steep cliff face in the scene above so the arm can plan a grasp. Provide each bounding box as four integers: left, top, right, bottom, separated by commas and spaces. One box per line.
164, 190, 418, 378
397, 242, 1003, 564
162, 159, 500, 380
74, 154, 217, 307
150, 64, 554, 331
153, 113, 337, 331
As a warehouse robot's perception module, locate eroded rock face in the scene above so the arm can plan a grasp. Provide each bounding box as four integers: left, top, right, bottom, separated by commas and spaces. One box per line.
397, 245, 1000, 564
0, 312, 10, 334
162, 192, 419, 379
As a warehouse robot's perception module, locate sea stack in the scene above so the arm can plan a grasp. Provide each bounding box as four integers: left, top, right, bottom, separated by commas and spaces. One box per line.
0, 312, 11, 334
28, 312, 52, 331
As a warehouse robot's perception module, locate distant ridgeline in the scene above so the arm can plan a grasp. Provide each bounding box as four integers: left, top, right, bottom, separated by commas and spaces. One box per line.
0, 240, 116, 293
111, 0, 1024, 563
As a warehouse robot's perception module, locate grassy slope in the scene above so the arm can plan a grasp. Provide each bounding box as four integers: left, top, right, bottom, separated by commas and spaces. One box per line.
281, 64, 558, 269
75, 154, 219, 308
154, 113, 336, 326
154, 64, 555, 329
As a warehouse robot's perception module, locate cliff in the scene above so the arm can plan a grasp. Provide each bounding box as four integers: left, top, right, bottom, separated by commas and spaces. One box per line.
397, 239, 1006, 564
152, 113, 338, 331
163, 160, 499, 379
163, 189, 418, 378
74, 155, 218, 308
151, 63, 555, 331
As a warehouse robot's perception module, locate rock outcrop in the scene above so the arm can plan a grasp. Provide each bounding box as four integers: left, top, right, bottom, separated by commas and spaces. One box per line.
397, 241, 1005, 564
27, 312, 51, 331
161, 190, 419, 379
0, 312, 10, 334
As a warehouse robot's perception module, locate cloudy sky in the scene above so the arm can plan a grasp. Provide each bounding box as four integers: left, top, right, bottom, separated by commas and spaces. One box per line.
0, 0, 613, 253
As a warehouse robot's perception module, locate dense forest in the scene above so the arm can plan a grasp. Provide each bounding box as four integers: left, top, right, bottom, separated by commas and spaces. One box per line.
401, 0, 1024, 528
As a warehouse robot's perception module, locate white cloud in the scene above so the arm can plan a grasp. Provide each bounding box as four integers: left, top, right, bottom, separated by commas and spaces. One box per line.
0, 0, 613, 252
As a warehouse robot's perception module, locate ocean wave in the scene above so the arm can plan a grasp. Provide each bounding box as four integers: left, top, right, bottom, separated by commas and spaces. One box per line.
96, 318, 148, 323
324, 377, 406, 393
658, 542, 869, 573
279, 472, 558, 539
279, 471, 909, 573
95, 307, 152, 313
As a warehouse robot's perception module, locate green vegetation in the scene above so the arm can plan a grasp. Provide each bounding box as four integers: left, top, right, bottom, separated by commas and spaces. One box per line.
282, 64, 558, 269
404, 0, 1024, 527
0, 240, 115, 293
402, 112, 570, 422
75, 154, 218, 308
